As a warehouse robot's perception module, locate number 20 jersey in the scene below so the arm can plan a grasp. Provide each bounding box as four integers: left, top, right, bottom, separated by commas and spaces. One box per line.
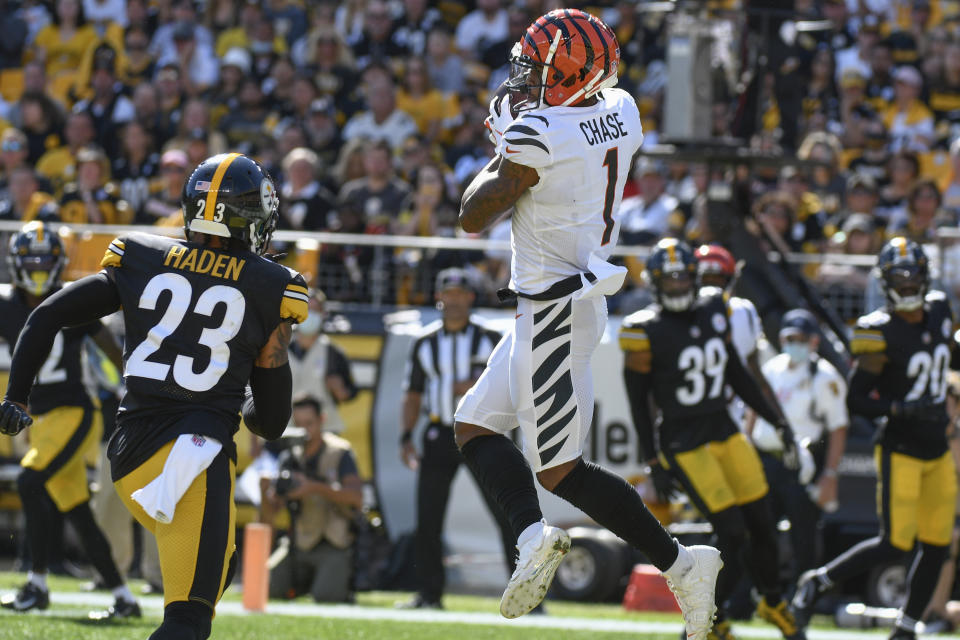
100, 233, 307, 475
850, 291, 954, 459
495, 88, 643, 294
619, 294, 736, 452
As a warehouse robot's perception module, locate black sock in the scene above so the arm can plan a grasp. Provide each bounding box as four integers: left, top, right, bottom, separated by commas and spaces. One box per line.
551, 459, 678, 571
825, 536, 905, 585
903, 542, 948, 621
17, 469, 51, 574
66, 502, 123, 589
149, 602, 212, 640
460, 434, 543, 539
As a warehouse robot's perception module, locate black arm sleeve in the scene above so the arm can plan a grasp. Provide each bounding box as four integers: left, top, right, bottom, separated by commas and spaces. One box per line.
847, 365, 893, 418
5, 273, 121, 405
326, 344, 358, 402
623, 367, 657, 461
725, 342, 783, 428
243, 363, 293, 440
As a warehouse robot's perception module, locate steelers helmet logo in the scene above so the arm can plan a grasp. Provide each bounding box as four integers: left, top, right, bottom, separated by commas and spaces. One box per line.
712, 313, 727, 334
260, 178, 278, 215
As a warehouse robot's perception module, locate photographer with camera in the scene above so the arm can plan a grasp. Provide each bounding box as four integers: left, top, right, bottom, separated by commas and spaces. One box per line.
260, 395, 363, 603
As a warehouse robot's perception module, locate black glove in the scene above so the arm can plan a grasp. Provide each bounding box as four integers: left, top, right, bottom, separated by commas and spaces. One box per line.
892, 397, 944, 420
0, 400, 32, 436
649, 463, 679, 504
775, 421, 800, 472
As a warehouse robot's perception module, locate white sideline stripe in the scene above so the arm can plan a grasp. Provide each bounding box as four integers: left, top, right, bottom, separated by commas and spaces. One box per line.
29, 592, 909, 639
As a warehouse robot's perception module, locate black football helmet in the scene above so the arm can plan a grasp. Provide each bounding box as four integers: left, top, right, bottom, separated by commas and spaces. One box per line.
876, 237, 929, 312
645, 238, 698, 312
7, 221, 66, 297
181, 153, 279, 255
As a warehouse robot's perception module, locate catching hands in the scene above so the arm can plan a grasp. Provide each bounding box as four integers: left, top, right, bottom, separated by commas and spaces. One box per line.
0, 400, 31, 436
485, 90, 515, 147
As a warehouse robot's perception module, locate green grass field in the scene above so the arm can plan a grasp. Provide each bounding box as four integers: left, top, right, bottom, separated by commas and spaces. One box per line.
0, 572, 869, 640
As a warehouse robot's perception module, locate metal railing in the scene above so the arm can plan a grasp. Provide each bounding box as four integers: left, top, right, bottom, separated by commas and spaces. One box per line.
0, 219, 946, 313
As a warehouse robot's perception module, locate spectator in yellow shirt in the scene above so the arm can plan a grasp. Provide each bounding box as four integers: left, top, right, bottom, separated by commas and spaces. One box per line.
0, 167, 58, 222
396, 56, 461, 143
35, 111, 96, 198
58, 146, 131, 224
883, 65, 935, 152
215, 0, 287, 58
31, 0, 99, 77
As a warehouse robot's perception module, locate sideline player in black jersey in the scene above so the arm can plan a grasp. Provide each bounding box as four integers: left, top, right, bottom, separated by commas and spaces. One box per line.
0, 221, 140, 619
0, 153, 308, 640
791, 237, 958, 640
620, 239, 804, 640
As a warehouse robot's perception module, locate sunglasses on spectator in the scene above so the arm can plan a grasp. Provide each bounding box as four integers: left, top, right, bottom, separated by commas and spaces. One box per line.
1, 141, 23, 152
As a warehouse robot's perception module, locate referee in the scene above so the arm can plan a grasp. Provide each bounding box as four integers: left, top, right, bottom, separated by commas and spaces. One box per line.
397, 268, 517, 609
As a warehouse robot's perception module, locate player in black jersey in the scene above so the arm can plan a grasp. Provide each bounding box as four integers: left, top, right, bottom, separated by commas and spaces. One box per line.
0, 154, 307, 640
791, 238, 958, 640
0, 221, 140, 619
620, 239, 804, 640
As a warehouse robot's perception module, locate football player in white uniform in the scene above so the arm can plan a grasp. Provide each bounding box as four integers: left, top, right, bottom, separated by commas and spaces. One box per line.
452, 9, 721, 636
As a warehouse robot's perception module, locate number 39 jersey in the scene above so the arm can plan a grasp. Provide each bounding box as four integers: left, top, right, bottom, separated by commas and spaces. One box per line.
0, 288, 100, 415
850, 291, 954, 459
496, 88, 643, 294
100, 233, 307, 474
619, 294, 737, 452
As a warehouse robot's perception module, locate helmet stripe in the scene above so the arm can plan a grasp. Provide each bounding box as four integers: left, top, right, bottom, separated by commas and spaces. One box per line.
204, 153, 242, 221
35, 221, 43, 244
667, 243, 676, 264
562, 10, 594, 82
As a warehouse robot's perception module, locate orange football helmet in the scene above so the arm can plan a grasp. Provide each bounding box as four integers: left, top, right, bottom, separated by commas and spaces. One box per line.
506, 9, 620, 111
696, 244, 739, 290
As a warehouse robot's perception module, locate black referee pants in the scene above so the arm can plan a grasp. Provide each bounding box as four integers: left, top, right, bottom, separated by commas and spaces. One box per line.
415, 423, 516, 603
758, 450, 823, 581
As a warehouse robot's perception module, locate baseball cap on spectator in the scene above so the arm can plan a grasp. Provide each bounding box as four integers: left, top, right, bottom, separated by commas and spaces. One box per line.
436, 267, 473, 293
635, 157, 666, 177
841, 213, 874, 235
309, 97, 335, 118
161, 149, 189, 170
893, 65, 923, 87
173, 22, 195, 42
839, 69, 867, 90
779, 309, 819, 338
222, 48, 252, 75
1, 128, 27, 152
846, 172, 878, 194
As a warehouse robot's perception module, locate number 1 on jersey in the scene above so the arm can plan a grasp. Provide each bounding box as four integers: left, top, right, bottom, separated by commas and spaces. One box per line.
601, 147, 618, 245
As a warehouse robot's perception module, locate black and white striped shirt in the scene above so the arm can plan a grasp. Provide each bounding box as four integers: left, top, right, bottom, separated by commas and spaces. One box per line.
403, 320, 501, 426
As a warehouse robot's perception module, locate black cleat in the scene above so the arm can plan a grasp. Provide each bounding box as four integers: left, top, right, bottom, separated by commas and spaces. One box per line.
88, 597, 142, 621
790, 570, 822, 631
0, 582, 50, 612
888, 627, 916, 640
395, 594, 443, 610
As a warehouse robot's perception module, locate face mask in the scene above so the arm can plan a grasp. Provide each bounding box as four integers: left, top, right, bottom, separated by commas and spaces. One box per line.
296, 313, 322, 336
783, 342, 810, 364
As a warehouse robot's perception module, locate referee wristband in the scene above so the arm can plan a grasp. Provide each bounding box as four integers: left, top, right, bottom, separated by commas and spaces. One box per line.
400, 431, 413, 445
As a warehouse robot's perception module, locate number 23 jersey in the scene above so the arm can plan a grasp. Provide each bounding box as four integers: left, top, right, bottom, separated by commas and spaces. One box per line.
101, 233, 307, 475
620, 294, 736, 451
850, 291, 954, 459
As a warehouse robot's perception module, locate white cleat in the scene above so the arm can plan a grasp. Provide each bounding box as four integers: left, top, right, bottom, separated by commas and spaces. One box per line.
499, 525, 571, 619
665, 545, 723, 640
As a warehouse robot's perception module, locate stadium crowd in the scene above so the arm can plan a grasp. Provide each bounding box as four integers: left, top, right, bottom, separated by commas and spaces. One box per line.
2, 0, 960, 314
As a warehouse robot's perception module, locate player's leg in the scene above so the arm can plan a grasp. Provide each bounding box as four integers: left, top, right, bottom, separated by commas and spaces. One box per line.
526, 296, 719, 636
116, 440, 237, 640
2, 406, 96, 612
412, 425, 460, 607
892, 450, 958, 639
791, 446, 912, 628
473, 452, 519, 578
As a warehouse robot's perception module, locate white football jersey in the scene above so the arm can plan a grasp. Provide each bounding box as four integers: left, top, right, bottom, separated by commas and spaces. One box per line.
495, 88, 644, 294
728, 295, 763, 364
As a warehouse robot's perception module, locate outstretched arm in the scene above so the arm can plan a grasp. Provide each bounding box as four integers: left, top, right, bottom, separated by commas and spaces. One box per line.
6, 272, 121, 406
460, 156, 540, 233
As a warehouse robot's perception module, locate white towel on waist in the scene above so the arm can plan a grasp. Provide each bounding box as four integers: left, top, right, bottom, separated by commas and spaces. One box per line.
574, 254, 627, 300
131, 434, 222, 524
